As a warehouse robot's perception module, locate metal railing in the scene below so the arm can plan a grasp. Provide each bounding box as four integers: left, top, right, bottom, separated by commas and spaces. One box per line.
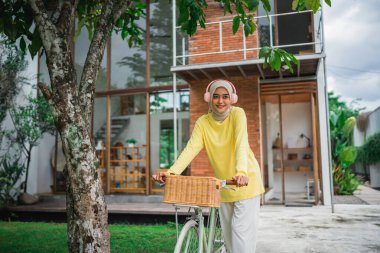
175, 10, 324, 65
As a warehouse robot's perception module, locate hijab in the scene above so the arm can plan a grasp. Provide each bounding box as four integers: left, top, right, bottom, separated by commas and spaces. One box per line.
208, 80, 234, 122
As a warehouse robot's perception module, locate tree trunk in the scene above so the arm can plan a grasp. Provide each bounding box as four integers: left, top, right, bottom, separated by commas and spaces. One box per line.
28, 1, 133, 251
56, 90, 110, 252
39, 39, 110, 253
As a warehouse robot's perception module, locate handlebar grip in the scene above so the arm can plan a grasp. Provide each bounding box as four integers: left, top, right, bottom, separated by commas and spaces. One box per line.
225, 179, 237, 185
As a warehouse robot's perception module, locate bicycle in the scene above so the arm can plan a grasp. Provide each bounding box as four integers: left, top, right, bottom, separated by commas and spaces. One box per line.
160, 176, 236, 253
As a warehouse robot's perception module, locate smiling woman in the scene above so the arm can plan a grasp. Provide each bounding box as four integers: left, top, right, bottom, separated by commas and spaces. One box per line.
153, 79, 265, 253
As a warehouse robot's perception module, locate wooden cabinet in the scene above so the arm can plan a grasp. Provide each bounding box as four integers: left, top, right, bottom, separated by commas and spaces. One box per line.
272, 147, 314, 194
272, 147, 313, 173
108, 145, 147, 193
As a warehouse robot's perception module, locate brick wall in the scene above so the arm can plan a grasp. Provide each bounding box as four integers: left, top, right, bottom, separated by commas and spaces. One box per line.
189, 77, 261, 176
189, 2, 258, 65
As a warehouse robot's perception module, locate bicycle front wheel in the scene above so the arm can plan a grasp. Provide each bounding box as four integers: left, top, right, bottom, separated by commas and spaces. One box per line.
174, 219, 200, 253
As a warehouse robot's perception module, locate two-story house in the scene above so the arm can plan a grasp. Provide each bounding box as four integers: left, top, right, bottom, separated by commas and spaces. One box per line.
30, 0, 332, 206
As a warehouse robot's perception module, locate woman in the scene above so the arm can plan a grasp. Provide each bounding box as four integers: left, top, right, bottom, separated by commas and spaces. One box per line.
153, 79, 265, 253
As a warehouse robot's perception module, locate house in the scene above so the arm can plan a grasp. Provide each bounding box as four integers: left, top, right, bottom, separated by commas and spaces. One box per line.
27, 0, 332, 206
354, 107, 380, 188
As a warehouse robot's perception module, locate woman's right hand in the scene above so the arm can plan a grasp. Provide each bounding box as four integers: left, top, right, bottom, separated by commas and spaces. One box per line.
152, 172, 169, 184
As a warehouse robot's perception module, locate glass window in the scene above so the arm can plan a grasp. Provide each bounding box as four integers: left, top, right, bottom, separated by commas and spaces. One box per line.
150, 91, 190, 181
150, 90, 189, 114
150, 1, 173, 86
111, 18, 147, 89
108, 94, 147, 193
257, 0, 275, 47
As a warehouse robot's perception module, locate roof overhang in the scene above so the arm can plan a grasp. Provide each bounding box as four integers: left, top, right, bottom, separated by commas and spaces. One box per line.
171, 53, 325, 83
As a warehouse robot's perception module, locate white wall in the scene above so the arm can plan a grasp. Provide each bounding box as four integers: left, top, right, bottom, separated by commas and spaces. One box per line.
281, 103, 312, 148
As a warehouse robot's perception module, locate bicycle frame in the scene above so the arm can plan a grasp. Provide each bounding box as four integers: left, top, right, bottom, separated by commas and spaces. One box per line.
174, 204, 224, 253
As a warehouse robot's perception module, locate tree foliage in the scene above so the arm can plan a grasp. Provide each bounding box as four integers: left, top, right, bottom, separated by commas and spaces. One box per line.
357, 132, 380, 166
0, 38, 27, 125
328, 91, 362, 195
0, 0, 332, 73
2, 95, 55, 193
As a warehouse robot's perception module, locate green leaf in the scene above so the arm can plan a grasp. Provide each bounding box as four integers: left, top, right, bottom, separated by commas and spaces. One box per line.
121, 29, 129, 40
178, 0, 189, 25
116, 18, 124, 28
339, 147, 357, 167
259, 46, 270, 58
329, 111, 338, 128
236, 2, 244, 15
232, 16, 240, 34
75, 17, 86, 39
248, 0, 260, 11
243, 23, 251, 36
325, 0, 331, 7
305, 0, 321, 13
292, 0, 299, 10
248, 19, 256, 34
19, 37, 26, 52
261, 0, 272, 12
342, 117, 356, 138
224, 1, 232, 14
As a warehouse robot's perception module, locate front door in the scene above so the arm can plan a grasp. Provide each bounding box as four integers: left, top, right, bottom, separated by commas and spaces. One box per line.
260, 83, 320, 205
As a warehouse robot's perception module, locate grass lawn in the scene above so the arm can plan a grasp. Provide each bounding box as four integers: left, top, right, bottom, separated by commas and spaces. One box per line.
0, 221, 177, 253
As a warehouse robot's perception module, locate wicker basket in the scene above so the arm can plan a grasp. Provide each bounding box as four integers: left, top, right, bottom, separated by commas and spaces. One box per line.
163, 175, 221, 207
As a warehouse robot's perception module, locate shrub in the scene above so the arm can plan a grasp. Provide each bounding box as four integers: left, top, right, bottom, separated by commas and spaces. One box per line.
0, 157, 25, 206
357, 132, 380, 166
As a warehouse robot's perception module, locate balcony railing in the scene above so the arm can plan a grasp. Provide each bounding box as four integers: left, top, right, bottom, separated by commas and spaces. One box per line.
174, 10, 323, 66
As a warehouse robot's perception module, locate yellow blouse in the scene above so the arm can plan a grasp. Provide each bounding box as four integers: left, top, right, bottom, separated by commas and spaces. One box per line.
168, 107, 265, 202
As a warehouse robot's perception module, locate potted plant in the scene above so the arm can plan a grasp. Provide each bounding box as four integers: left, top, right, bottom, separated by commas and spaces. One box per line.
126, 138, 137, 147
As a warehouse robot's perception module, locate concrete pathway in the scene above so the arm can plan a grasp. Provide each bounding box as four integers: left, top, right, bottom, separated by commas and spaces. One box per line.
256, 185, 380, 253
354, 185, 380, 205
257, 204, 380, 253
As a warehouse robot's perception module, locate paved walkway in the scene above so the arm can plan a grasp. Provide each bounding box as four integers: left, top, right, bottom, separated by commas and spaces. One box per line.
257, 204, 380, 253
257, 185, 380, 253
353, 185, 380, 205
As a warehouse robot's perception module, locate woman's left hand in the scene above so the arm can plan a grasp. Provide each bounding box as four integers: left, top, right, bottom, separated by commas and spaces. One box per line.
232, 175, 249, 187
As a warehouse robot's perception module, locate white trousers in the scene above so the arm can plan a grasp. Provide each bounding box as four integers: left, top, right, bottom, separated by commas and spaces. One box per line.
219, 196, 260, 253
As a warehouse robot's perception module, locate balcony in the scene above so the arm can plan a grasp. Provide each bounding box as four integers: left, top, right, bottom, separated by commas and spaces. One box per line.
171, 10, 325, 82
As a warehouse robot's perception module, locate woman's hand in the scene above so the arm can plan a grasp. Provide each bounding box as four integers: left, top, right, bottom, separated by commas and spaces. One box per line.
232, 175, 249, 187
152, 172, 168, 184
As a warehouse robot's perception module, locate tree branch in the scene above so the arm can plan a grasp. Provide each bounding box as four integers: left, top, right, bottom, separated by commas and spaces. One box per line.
56, 0, 79, 38
38, 82, 53, 100
78, 0, 120, 124
28, 0, 59, 56
112, 0, 133, 24
50, 0, 64, 24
